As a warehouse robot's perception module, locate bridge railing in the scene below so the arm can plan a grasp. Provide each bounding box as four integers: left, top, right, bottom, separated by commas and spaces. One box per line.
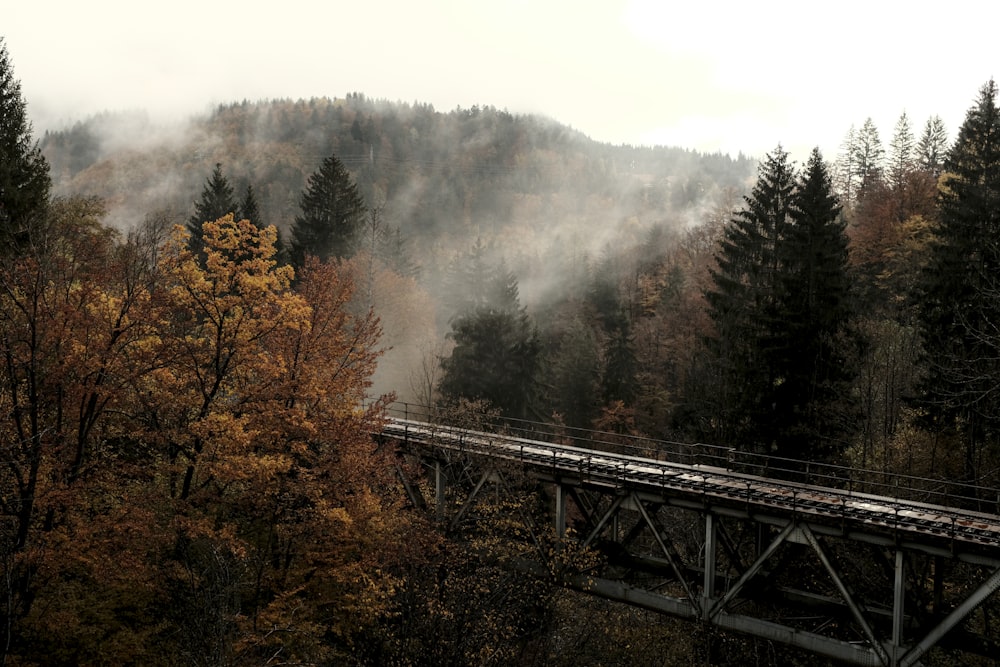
383, 402, 1000, 515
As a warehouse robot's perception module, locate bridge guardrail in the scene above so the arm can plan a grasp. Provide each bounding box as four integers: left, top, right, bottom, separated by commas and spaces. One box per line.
380, 401, 1000, 516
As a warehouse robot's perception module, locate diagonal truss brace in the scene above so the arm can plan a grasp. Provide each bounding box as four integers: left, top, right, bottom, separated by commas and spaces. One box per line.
900, 564, 1000, 667
709, 520, 797, 621
800, 522, 891, 666
580, 495, 627, 549
448, 469, 493, 531
634, 494, 701, 614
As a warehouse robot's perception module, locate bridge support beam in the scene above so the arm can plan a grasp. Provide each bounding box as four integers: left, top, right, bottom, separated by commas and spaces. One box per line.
702, 512, 717, 620
385, 417, 1000, 664
554, 483, 567, 540
892, 550, 905, 666
900, 564, 1000, 667
434, 460, 446, 522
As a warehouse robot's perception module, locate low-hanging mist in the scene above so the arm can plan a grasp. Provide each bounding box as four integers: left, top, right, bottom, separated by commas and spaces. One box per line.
40, 94, 757, 405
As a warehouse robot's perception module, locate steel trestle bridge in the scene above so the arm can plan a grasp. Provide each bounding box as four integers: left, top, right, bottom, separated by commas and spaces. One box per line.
378, 403, 1000, 667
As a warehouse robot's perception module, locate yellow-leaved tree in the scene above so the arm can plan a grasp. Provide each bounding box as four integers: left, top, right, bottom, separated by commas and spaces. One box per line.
3, 212, 417, 666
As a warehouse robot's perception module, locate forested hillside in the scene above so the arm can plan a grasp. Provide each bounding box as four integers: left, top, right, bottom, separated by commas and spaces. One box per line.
5, 29, 1000, 664
41, 95, 754, 257
39, 94, 757, 413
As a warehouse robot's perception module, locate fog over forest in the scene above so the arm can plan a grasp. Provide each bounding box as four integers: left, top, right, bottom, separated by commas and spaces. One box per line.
40, 96, 758, 406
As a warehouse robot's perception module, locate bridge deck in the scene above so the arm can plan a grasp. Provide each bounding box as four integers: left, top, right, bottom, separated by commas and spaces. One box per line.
382, 417, 1000, 560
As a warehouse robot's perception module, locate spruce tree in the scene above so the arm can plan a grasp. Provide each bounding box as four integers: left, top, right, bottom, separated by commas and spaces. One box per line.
239, 183, 262, 228
290, 153, 366, 267
188, 163, 238, 250
704, 146, 795, 452
919, 80, 1000, 481
773, 148, 854, 460
704, 147, 854, 461
916, 115, 949, 176
888, 111, 915, 191
439, 244, 541, 420
0, 38, 50, 250
852, 118, 885, 195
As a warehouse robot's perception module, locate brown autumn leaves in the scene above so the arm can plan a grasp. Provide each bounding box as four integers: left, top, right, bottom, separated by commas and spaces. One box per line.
0, 201, 425, 663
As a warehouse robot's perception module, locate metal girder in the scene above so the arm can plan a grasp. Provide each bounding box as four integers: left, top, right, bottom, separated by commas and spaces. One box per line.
448, 468, 492, 531
634, 494, 700, 612
574, 572, 884, 667
900, 564, 1000, 667
395, 462, 426, 509
710, 521, 797, 621
397, 424, 1000, 664
800, 522, 891, 666
581, 495, 627, 549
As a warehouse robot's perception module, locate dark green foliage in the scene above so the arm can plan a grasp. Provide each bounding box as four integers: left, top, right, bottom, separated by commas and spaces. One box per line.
239, 183, 262, 228
918, 80, 1000, 480
188, 163, 238, 250
705, 146, 796, 453
290, 153, 367, 267
541, 314, 601, 428
704, 147, 854, 461
772, 148, 855, 460
600, 308, 637, 406
439, 243, 540, 420
0, 38, 50, 250
439, 306, 541, 420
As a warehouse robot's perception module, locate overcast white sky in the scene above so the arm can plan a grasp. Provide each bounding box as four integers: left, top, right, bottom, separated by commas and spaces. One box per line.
4, 0, 997, 162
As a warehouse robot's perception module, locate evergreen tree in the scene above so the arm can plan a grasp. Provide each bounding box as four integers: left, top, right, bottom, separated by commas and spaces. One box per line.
188, 163, 238, 250
601, 313, 638, 406
439, 244, 540, 420
834, 124, 858, 205
852, 118, 885, 195
0, 38, 50, 250
442, 237, 499, 315
888, 111, 915, 190
704, 146, 796, 452
919, 80, 1000, 482
543, 315, 601, 428
704, 147, 854, 461
290, 153, 366, 267
772, 148, 854, 460
916, 115, 949, 176
379, 226, 420, 279
239, 183, 262, 228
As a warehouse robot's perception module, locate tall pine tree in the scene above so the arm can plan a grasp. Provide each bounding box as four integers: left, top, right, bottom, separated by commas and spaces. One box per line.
0, 38, 50, 250
290, 153, 366, 267
704, 146, 854, 461
916, 115, 948, 177
772, 148, 854, 460
705, 146, 795, 452
919, 80, 1000, 482
188, 163, 238, 252
439, 245, 540, 420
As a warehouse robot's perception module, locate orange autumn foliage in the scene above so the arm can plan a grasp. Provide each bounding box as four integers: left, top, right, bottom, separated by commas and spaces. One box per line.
1, 211, 416, 665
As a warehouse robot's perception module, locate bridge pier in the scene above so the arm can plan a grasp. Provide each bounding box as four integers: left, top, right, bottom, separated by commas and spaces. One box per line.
892, 550, 905, 666
702, 512, 717, 621
554, 483, 567, 539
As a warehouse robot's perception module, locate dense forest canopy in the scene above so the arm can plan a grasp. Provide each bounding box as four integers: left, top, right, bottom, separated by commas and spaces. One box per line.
5, 31, 1000, 665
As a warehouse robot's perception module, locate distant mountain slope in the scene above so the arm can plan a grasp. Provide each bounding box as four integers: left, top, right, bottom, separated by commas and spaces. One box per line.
40, 95, 756, 254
